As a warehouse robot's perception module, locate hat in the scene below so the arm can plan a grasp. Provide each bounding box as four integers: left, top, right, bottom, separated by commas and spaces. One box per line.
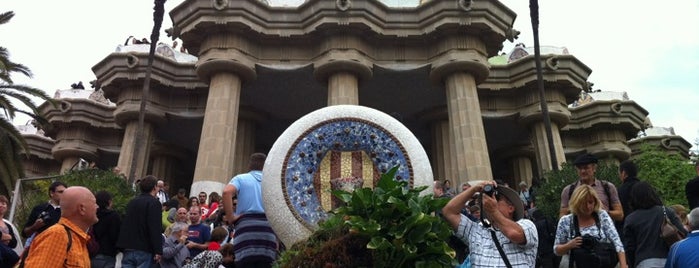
496, 186, 525, 221
573, 153, 598, 166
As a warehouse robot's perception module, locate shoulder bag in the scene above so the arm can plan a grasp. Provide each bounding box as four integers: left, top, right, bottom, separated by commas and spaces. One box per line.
660, 206, 685, 247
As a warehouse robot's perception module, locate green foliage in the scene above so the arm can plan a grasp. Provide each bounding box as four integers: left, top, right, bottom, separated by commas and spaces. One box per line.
59, 169, 134, 213
276, 166, 457, 268
12, 169, 133, 233
536, 146, 694, 220
633, 144, 694, 207
535, 161, 620, 221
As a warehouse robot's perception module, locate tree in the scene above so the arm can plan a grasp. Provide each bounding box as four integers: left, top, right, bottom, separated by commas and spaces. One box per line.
0, 11, 53, 196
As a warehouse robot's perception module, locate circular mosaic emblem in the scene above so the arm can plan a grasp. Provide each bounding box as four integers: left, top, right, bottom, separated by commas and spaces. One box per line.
263, 105, 433, 247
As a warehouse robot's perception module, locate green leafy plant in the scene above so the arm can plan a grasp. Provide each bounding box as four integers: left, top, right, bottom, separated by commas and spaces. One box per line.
276, 166, 457, 268
633, 144, 694, 207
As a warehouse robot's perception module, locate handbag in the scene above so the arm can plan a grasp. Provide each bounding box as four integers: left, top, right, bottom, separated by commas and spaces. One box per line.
660, 206, 685, 247
569, 213, 618, 268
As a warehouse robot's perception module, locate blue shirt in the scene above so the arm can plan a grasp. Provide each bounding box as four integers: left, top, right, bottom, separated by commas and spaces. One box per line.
665, 231, 699, 268
230, 170, 265, 214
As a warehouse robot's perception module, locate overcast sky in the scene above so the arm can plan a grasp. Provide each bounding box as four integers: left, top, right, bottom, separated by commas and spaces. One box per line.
2, 0, 697, 150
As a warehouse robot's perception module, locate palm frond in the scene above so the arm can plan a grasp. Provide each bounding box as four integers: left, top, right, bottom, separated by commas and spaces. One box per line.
0, 11, 15, 25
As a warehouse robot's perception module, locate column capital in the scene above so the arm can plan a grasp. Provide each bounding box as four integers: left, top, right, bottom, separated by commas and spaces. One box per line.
313, 50, 373, 83
429, 50, 489, 85
196, 49, 257, 83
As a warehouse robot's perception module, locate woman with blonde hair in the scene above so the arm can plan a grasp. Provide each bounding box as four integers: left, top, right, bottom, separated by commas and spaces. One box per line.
554, 184, 628, 268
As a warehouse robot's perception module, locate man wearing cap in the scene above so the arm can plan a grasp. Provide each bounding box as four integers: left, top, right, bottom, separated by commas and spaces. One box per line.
444, 181, 538, 267
559, 153, 624, 222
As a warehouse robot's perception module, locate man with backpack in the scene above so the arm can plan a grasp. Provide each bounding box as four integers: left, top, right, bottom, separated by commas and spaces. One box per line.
22, 186, 99, 267
559, 153, 624, 222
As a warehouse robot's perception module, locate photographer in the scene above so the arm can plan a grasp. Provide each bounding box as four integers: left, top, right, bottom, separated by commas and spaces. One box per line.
22, 181, 67, 246
554, 184, 627, 268
443, 180, 538, 267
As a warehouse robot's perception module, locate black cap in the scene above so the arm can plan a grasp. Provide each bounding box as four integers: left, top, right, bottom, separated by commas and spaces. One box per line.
573, 153, 598, 166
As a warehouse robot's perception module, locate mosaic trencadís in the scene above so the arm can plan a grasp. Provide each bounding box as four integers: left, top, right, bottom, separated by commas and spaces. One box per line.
282, 118, 412, 228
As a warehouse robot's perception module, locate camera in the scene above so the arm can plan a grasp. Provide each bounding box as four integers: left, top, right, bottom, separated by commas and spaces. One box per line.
581, 234, 597, 249
38, 211, 51, 222
483, 184, 497, 197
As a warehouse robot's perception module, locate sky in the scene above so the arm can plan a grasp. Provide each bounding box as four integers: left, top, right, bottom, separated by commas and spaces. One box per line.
2, 0, 698, 150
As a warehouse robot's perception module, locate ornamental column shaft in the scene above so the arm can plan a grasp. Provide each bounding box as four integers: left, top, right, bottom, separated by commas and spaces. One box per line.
430, 119, 457, 184
531, 121, 565, 174
232, 118, 256, 175
192, 72, 241, 194
512, 156, 533, 187
117, 121, 154, 179
60, 156, 81, 174
445, 72, 492, 181
327, 72, 359, 105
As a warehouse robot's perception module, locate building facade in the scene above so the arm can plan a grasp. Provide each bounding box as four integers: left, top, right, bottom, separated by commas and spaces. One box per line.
20, 0, 690, 195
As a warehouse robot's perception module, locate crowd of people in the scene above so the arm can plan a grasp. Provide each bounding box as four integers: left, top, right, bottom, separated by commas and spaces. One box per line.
1, 152, 698, 268
439, 154, 699, 268
0, 153, 275, 268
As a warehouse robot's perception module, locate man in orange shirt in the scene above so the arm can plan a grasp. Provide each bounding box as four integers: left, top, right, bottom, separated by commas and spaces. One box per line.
23, 186, 99, 267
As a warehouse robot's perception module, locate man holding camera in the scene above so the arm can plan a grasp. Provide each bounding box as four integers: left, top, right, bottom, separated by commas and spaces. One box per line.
22, 181, 67, 245
443, 181, 538, 267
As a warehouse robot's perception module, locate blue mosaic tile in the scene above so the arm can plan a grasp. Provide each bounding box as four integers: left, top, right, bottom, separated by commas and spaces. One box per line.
282, 118, 412, 227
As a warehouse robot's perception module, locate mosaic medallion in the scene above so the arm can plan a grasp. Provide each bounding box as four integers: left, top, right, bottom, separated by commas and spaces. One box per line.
263, 105, 433, 247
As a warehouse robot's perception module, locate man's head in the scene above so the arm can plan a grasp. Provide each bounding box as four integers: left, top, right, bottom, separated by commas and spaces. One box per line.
48, 181, 68, 204
60, 186, 99, 229
176, 207, 188, 222
249, 153, 266, 171
433, 180, 445, 197
170, 222, 188, 238
461, 182, 471, 193
178, 188, 186, 197
188, 205, 202, 224
518, 181, 528, 191
139, 175, 158, 195
95, 190, 112, 210
198, 192, 208, 205
618, 160, 638, 182
573, 153, 598, 182
490, 186, 525, 221
689, 207, 699, 231
157, 180, 165, 191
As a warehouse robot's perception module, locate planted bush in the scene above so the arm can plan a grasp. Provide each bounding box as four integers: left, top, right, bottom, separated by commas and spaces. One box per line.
276, 166, 457, 268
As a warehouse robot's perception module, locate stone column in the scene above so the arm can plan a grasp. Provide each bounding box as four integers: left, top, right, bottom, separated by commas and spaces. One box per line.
327, 72, 359, 105
512, 156, 534, 187
421, 107, 458, 185
530, 121, 565, 173
60, 156, 81, 174
232, 118, 256, 176
430, 46, 492, 183
117, 121, 155, 179
314, 50, 372, 106
191, 41, 257, 196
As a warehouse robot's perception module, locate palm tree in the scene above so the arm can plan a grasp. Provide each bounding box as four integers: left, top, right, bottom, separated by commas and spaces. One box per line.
1, 11, 54, 196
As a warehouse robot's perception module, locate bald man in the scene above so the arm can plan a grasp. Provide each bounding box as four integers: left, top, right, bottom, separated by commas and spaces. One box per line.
23, 186, 98, 267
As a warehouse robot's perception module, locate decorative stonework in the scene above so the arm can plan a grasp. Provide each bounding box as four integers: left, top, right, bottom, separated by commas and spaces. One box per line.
263, 105, 433, 247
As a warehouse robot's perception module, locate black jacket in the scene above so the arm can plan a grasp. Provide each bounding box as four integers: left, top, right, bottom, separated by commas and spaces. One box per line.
93, 208, 121, 256
686, 176, 699, 210
116, 193, 163, 255
623, 206, 687, 267
617, 176, 640, 220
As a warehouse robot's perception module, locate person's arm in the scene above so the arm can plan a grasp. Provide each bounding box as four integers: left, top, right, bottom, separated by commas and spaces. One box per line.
553, 215, 582, 256
443, 182, 481, 230
148, 200, 164, 255
559, 185, 571, 219
608, 202, 624, 222
162, 238, 187, 259
222, 183, 237, 223
617, 251, 628, 268
22, 206, 44, 237
481, 193, 526, 244
3, 221, 18, 248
